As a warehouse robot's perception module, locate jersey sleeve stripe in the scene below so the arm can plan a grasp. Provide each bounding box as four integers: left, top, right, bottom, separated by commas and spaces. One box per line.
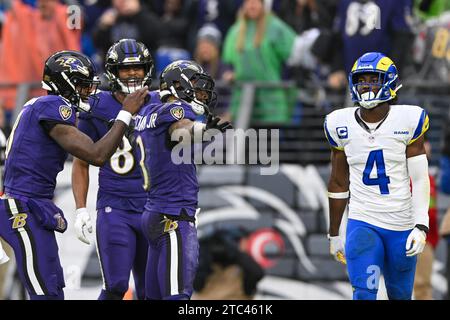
410, 111, 429, 144
324, 119, 342, 149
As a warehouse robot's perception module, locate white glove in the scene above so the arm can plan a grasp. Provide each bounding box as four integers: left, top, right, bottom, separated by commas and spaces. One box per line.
74, 208, 93, 245
0, 241, 10, 265
328, 234, 347, 265
406, 227, 426, 257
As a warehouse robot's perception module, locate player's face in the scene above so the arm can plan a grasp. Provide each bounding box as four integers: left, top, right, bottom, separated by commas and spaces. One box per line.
357, 73, 381, 95
192, 77, 214, 105
76, 83, 98, 101
118, 65, 145, 81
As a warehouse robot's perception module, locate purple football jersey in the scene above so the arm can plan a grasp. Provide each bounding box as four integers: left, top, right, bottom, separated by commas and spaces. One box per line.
77, 90, 160, 212
134, 100, 199, 216
336, 0, 413, 72
4, 95, 76, 199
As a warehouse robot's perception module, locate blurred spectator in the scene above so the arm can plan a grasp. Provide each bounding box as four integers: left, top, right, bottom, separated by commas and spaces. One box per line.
194, 24, 230, 116
328, 0, 415, 90
0, 0, 81, 114
413, 138, 439, 300
415, 0, 450, 20
153, 0, 193, 74
194, 24, 227, 79
439, 113, 450, 300
196, 0, 243, 37
278, 0, 337, 34
92, 0, 160, 68
412, 11, 450, 84
222, 0, 297, 124
193, 227, 264, 300
77, 0, 111, 69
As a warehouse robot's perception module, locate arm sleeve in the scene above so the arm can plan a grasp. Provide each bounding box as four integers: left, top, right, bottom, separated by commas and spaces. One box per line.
323, 115, 344, 150
222, 24, 238, 66
407, 154, 430, 228
153, 103, 197, 135
37, 102, 76, 126
270, 16, 297, 63
408, 109, 429, 145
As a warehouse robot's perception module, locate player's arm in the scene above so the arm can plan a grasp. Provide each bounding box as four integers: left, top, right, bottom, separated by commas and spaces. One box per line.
327, 148, 349, 264
72, 157, 89, 209
168, 115, 232, 144
71, 157, 93, 245
49, 87, 148, 166
328, 148, 349, 236
405, 135, 430, 256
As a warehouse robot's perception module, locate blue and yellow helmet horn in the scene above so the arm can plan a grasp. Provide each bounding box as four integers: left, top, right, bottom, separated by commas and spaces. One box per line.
349, 52, 402, 109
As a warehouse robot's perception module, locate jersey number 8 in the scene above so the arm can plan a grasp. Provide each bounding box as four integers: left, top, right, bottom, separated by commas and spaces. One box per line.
110, 137, 134, 175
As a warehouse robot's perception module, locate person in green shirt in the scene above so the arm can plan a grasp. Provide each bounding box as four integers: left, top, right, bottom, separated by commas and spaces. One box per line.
222, 0, 297, 124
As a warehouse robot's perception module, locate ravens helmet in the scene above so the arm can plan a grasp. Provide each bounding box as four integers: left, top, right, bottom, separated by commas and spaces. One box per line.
349, 52, 402, 109
105, 39, 154, 94
159, 60, 216, 115
42, 50, 100, 112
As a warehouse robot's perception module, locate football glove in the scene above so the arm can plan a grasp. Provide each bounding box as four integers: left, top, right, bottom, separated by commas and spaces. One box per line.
0, 241, 9, 265
74, 208, 93, 245
205, 114, 233, 133
328, 234, 346, 265
406, 227, 426, 257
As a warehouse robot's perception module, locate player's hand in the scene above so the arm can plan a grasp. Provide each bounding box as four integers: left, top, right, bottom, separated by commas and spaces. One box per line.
328, 235, 346, 264
74, 208, 93, 245
122, 87, 149, 115
406, 227, 426, 257
205, 114, 233, 133
0, 241, 10, 265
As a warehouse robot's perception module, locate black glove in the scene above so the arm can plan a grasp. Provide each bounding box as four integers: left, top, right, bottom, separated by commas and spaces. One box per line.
205, 114, 233, 132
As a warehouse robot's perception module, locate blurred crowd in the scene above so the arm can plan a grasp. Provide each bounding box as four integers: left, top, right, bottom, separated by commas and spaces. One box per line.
0, 0, 449, 128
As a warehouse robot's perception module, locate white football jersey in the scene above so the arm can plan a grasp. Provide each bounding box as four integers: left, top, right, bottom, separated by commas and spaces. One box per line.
324, 105, 429, 231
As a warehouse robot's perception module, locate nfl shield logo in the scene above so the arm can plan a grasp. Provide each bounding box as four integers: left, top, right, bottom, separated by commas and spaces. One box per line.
170, 106, 185, 120
59, 105, 73, 121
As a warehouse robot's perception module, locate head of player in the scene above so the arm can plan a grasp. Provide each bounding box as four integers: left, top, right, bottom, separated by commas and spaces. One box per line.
105, 38, 154, 95
42, 50, 100, 112
349, 52, 402, 110
159, 60, 217, 115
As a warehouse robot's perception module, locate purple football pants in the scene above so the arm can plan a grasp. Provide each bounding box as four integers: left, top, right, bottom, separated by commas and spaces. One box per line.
96, 207, 148, 300
141, 210, 199, 300
0, 198, 65, 300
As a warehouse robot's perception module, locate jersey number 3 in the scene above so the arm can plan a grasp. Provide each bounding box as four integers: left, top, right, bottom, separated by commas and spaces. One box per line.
363, 149, 390, 195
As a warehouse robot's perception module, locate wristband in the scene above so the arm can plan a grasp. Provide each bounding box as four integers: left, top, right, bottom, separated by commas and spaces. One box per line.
116, 110, 132, 126
327, 191, 349, 199
75, 207, 88, 215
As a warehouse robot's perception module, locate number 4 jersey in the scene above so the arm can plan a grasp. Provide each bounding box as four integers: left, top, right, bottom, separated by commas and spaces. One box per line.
77, 90, 160, 213
324, 105, 429, 231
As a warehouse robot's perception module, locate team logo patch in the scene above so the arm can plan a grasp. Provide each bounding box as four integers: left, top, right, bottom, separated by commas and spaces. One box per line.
162, 216, 178, 233
56, 56, 89, 76
170, 106, 184, 120
59, 105, 73, 121
54, 213, 67, 233
336, 126, 348, 139
10, 213, 28, 229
